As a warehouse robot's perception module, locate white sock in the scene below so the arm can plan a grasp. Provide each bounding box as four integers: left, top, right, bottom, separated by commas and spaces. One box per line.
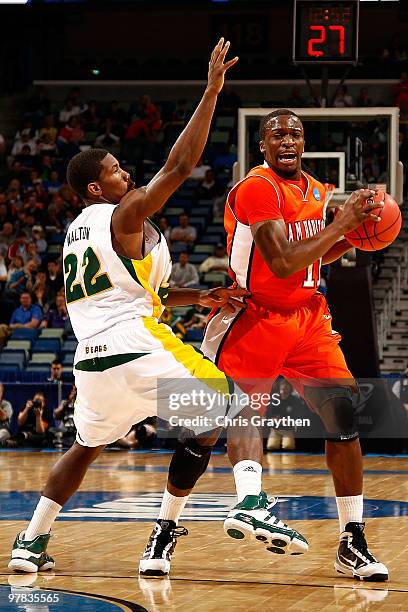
157, 489, 189, 525
25, 496, 62, 540
336, 494, 364, 533
233, 460, 262, 503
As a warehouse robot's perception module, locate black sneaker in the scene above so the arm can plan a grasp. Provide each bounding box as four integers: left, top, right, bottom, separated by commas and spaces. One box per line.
334, 522, 389, 582
139, 519, 188, 577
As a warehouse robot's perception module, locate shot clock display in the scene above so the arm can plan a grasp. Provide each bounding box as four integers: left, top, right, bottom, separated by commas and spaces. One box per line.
293, 0, 359, 64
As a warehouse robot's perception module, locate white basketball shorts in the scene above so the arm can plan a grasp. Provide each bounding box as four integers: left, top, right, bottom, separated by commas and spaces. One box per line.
73, 316, 245, 447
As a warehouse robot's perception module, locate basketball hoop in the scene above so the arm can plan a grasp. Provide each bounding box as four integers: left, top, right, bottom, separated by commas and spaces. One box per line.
324, 183, 336, 207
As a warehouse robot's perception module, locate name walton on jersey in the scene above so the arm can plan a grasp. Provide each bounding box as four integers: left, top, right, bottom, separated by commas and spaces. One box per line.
66, 226, 91, 246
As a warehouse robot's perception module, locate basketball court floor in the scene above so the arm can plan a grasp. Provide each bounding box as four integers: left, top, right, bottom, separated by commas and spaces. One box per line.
0, 450, 407, 611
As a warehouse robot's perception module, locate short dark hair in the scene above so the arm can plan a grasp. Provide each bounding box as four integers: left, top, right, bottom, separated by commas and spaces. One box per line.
259, 109, 301, 140
51, 359, 62, 367
66, 148, 109, 200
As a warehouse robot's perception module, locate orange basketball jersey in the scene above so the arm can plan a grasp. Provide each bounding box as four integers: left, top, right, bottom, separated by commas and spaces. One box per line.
225, 162, 327, 310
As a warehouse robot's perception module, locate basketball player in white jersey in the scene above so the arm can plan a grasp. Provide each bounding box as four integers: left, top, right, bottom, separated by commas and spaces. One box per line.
9, 39, 307, 575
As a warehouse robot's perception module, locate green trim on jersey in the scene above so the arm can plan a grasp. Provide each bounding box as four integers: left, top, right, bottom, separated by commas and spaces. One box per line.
75, 352, 148, 372
117, 254, 141, 285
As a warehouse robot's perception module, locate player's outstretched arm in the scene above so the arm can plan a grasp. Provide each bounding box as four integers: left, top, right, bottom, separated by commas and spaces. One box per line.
113, 38, 238, 231
166, 286, 249, 311
253, 189, 381, 278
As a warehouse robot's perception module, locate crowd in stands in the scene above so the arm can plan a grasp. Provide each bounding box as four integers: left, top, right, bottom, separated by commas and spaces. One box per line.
0, 77, 407, 449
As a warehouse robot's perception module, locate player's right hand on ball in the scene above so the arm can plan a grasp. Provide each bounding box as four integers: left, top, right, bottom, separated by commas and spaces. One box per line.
334, 188, 384, 233
206, 37, 239, 96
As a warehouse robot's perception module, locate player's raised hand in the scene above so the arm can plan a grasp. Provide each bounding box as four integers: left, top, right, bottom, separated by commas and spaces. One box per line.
199, 285, 250, 313
206, 38, 239, 95
334, 188, 384, 233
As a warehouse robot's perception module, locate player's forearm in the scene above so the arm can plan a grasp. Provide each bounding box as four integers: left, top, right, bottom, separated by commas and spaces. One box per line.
166, 288, 202, 307
321, 239, 353, 265
164, 89, 218, 175
266, 223, 344, 278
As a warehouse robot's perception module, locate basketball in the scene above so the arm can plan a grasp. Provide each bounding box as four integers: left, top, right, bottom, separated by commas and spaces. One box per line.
344, 191, 402, 251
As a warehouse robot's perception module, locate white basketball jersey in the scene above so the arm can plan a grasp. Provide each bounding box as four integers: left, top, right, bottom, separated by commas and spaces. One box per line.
63, 203, 172, 341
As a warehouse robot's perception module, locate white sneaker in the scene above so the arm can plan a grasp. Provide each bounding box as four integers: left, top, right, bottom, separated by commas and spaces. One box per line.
334, 522, 389, 582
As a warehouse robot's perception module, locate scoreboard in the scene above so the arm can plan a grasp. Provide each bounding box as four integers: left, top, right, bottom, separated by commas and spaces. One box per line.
293, 0, 359, 65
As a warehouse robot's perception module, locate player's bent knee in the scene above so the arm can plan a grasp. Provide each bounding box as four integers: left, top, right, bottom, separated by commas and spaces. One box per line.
168, 437, 213, 490
304, 386, 359, 442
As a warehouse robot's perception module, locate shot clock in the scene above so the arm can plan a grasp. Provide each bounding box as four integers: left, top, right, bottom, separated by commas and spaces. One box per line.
293, 0, 359, 65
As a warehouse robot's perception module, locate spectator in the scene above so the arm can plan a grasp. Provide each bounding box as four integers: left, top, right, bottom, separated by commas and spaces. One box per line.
6, 256, 31, 296
15, 145, 39, 172
127, 94, 161, 140
46, 260, 64, 295
37, 133, 58, 157
59, 98, 80, 125
95, 118, 121, 149
43, 294, 69, 329
33, 281, 50, 313
0, 383, 13, 445
189, 156, 211, 181
212, 186, 228, 221
158, 216, 171, 243
82, 100, 101, 131
173, 304, 209, 340
105, 100, 127, 128
31, 226, 47, 256
199, 244, 229, 275
48, 359, 63, 383
44, 170, 62, 194
23, 194, 45, 225
169, 251, 199, 288
58, 116, 85, 147
8, 231, 28, 261
11, 129, 37, 157
0, 222, 15, 254
164, 98, 189, 141
172, 98, 189, 126
9, 291, 42, 329
195, 169, 218, 200
16, 392, 50, 448
333, 85, 354, 108
7, 160, 27, 185
6, 255, 24, 283
170, 213, 197, 246
53, 385, 77, 448
356, 87, 373, 107
265, 380, 304, 451
39, 114, 58, 144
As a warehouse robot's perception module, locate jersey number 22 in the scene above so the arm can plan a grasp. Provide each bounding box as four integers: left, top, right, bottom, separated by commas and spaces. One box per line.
64, 247, 113, 304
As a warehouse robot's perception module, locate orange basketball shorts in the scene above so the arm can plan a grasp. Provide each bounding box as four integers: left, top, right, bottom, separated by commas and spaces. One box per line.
202, 293, 354, 399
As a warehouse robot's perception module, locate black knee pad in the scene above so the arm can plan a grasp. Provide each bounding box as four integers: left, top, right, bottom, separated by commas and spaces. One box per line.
304, 386, 359, 442
168, 437, 213, 490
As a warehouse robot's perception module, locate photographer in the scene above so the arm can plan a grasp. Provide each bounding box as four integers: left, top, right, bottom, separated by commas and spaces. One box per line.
53, 385, 77, 448
16, 392, 50, 448
265, 379, 303, 451
0, 383, 13, 445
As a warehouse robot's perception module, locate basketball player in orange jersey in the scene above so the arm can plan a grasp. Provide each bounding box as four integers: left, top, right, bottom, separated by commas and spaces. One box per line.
200, 109, 389, 582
